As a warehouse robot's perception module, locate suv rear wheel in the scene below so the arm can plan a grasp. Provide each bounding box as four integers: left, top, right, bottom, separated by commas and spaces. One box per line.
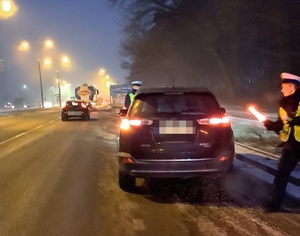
118, 171, 136, 192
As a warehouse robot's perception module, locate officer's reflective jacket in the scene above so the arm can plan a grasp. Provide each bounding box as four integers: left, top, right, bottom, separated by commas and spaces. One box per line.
124, 90, 137, 109
264, 89, 300, 147
129, 93, 135, 102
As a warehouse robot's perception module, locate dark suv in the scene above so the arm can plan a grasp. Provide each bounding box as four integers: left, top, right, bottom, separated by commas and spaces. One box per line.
61, 100, 90, 121
117, 87, 235, 192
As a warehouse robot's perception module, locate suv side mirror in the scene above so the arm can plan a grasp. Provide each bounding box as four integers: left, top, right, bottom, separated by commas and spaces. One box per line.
119, 108, 128, 117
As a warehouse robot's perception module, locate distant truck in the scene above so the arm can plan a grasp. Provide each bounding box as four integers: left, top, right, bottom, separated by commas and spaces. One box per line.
110, 84, 132, 108
75, 83, 99, 109
13, 98, 28, 109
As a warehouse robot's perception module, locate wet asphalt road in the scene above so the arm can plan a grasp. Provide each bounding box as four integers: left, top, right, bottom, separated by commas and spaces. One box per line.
0, 108, 299, 236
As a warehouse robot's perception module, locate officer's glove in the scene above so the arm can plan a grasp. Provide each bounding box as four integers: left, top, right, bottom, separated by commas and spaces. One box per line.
263, 119, 273, 130
287, 117, 300, 126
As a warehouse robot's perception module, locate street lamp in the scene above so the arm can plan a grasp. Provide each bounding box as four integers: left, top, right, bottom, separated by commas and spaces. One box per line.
61, 55, 71, 67
98, 68, 106, 76
0, 0, 17, 19
18, 39, 71, 108
37, 59, 44, 108
18, 41, 30, 51
43, 54, 71, 107
44, 39, 54, 49
43, 57, 52, 68
18, 39, 56, 108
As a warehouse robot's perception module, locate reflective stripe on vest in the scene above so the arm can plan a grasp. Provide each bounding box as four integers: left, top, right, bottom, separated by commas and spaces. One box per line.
279, 107, 291, 142
129, 92, 135, 103
279, 102, 300, 142
295, 103, 300, 142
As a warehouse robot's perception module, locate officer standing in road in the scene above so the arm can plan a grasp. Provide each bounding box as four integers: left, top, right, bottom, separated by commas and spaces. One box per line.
124, 81, 142, 109
263, 72, 300, 212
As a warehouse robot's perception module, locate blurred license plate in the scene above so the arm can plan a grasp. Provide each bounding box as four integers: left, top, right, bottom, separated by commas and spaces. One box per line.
159, 120, 195, 134
68, 111, 81, 115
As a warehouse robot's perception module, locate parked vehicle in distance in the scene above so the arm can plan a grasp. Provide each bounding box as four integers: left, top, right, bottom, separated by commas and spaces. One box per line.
4, 102, 14, 109
117, 87, 235, 192
61, 100, 90, 121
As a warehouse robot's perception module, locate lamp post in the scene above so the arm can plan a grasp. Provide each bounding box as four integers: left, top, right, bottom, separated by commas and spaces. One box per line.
56, 70, 61, 107
18, 39, 70, 108
18, 39, 54, 108
37, 59, 44, 108
56, 55, 70, 107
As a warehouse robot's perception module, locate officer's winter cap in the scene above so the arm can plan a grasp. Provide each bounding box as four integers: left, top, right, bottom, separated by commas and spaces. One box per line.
131, 81, 142, 86
280, 72, 300, 86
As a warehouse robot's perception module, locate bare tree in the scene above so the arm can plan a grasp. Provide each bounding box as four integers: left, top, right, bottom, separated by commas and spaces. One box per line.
107, 0, 298, 103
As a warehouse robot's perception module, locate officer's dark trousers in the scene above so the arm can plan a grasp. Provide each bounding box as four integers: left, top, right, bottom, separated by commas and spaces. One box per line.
270, 149, 300, 207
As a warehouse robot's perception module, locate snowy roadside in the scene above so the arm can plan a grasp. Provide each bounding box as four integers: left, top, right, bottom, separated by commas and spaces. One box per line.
223, 105, 281, 158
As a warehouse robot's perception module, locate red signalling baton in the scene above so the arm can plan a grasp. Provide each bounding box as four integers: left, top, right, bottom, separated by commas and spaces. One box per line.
248, 106, 267, 122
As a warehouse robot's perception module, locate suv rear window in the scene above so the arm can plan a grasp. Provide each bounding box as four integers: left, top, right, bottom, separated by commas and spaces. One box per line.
129, 93, 220, 117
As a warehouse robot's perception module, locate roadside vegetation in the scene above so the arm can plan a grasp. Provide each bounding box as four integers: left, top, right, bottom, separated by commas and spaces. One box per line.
108, 0, 300, 106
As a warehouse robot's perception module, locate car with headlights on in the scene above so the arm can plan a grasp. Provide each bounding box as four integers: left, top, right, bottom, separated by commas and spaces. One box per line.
61, 100, 90, 121
117, 87, 235, 192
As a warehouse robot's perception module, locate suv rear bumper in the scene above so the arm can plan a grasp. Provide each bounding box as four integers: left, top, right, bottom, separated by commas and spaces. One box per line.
118, 151, 234, 178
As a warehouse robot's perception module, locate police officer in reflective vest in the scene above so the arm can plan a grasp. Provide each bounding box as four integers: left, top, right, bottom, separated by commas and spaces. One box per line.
263, 72, 300, 212
124, 81, 142, 109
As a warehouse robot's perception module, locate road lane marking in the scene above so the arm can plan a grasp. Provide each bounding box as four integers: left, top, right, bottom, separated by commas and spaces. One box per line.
0, 124, 47, 145
15, 132, 26, 138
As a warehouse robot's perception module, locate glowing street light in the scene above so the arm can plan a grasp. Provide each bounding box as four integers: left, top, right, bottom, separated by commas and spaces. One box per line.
44, 39, 54, 49
105, 81, 111, 88
18, 39, 57, 108
61, 55, 71, 67
98, 68, 106, 76
0, 0, 17, 19
43, 57, 52, 68
18, 39, 72, 108
18, 40, 30, 51
1, 0, 11, 11
44, 55, 71, 107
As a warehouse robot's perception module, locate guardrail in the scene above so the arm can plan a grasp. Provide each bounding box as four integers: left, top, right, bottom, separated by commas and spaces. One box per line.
0, 107, 45, 119
235, 142, 300, 187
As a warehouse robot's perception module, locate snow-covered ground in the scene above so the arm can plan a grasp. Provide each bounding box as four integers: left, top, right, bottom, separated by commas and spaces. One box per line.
226, 106, 281, 157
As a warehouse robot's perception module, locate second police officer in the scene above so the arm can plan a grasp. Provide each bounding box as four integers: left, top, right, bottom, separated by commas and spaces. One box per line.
124, 81, 142, 109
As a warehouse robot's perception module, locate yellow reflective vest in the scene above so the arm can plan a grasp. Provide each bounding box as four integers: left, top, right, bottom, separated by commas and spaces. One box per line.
129, 92, 135, 103
279, 102, 300, 142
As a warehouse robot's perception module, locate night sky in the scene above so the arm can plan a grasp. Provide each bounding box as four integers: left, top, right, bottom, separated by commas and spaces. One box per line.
0, 0, 127, 106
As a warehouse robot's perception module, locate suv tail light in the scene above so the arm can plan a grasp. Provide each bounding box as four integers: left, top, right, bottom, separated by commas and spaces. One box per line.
62, 102, 68, 108
197, 116, 230, 125
120, 118, 153, 130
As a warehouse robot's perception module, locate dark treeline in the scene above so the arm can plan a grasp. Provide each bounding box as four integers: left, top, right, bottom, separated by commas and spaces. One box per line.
109, 0, 300, 105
